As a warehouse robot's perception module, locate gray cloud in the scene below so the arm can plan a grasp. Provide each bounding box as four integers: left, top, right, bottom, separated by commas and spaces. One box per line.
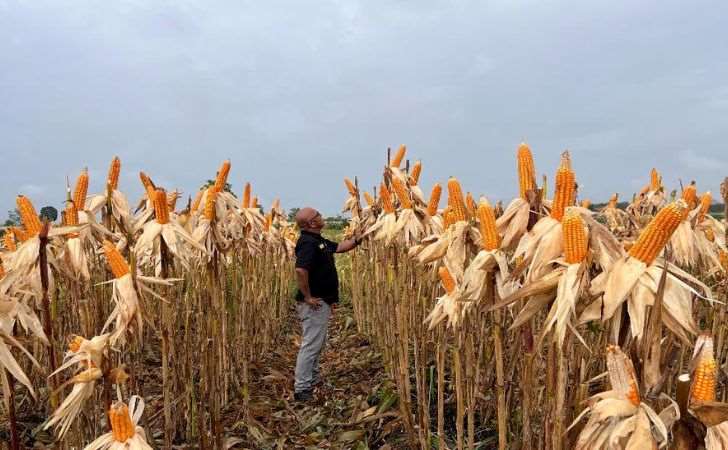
2, 0, 727, 218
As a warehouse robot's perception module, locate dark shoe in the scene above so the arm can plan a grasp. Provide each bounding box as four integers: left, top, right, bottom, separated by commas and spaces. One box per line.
294, 390, 313, 402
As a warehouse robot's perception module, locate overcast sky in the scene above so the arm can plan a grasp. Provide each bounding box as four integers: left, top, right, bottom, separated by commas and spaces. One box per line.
2, 0, 727, 217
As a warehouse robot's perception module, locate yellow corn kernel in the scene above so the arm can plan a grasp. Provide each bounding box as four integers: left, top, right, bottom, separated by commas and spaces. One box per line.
427, 183, 442, 217
438, 266, 456, 295
691, 336, 717, 403
517, 142, 537, 200
204, 189, 217, 220
391, 144, 406, 168
650, 168, 661, 191
391, 177, 412, 209
447, 177, 468, 223
344, 177, 357, 196
242, 182, 251, 208
682, 182, 698, 209
153, 189, 170, 224
16, 195, 43, 237
3, 232, 15, 251
550, 151, 575, 221
73, 168, 89, 210
629, 201, 687, 265
409, 161, 422, 185
696, 192, 712, 224
107, 156, 121, 190
213, 160, 231, 192
103, 240, 130, 278
109, 402, 135, 442
191, 190, 203, 213
363, 191, 375, 207
380, 183, 395, 214
478, 199, 500, 251
562, 208, 588, 263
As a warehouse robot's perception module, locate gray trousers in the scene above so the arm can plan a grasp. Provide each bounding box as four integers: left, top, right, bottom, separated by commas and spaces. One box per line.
294, 301, 330, 393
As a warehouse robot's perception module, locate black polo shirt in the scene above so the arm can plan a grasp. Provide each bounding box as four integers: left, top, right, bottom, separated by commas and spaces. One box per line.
295, 230, 340, 305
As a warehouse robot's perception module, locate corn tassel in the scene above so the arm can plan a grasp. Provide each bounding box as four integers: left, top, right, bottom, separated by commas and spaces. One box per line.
563, 208, 588, 263
344, 178, 357, 196
447, 177, 468, 223
682, 182, 698, 209
391, 177, 412, 209
103, 240, 130, 279
691, 336, 717, 402
363, 192, 375, 207
550, 151, 575, 221
242, 182, 251, 208
72, 168, 89, 211
628, 201, 687, 264
109, 403, 135, 442
204, 189, 217, 220
438, 266, 456, 295
478, 199, 500, 251
16, 195, 43, 237
380, 183, 395, 214
154, 189, 170, 224
213, 160, 231, 192
391, 145, 406, 168
409, 161, 422, 185
696, 192, 711, 224
107, 156, 121, 190
650, 168, 661, 191
517, 142, 537, 200
427, 183, 442, 216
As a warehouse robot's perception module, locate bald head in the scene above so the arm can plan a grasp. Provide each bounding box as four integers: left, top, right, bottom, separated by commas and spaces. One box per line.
295, 207, 323, 232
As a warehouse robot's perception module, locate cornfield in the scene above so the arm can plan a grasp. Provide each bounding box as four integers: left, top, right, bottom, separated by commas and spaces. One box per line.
1, 145, 727, 449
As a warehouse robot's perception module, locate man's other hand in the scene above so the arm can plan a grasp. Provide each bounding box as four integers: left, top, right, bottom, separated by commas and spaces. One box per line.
304, 297, 323, 309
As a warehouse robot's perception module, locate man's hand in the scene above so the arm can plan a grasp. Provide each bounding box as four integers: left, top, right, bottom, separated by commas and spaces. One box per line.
304, 297, 323, 310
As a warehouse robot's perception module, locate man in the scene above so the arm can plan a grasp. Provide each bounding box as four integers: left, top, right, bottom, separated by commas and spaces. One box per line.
293, 207, 361, 402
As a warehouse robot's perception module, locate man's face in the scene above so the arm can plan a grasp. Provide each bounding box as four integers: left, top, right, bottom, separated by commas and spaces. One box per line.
307, 210, 325, 231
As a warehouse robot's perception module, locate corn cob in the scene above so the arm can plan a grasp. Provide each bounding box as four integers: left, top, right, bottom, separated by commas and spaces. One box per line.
442, 207, 454, 229
167, 191, 180, 211
16, 195, 43, 237
139, 172, 155, 197
264, 213, 273, 232
691, 337, 717, 402
0, 258, 4, 279
409, 161, 422, 185
68, 335, 84, 353
191, 190, 203, 213
517, 142, 537, 200
154, 189, 170, 224
607, 193, 618, 209
103, 240, 130, 279
391, 145, 406, 168
65, 201, 80, 238
696, 192, 712, 224
447, 177, 468, 223
427, 183, 442, 217
466, 192, 476, 218
628, 201, 687, 265
107, 156, 121, 190
478, 199, 500, 251
109, 402, 135, 442
344, 178, 357, 196
563, 208, 588, 263
242, 182, 251, 208
11, 227, 31, 243
251, 196, 259, 209
438, 266, 456, 295
391, 177, 412, 209
650, 168, 661, 191
204, 189, 217, 220
580, 199, 591, 209
363, 191, 375, 207
380, 183, 395, 214
550, 152, 575, 221
3, 232, 15, 251
72, 168, 89, 210
606, 345, 640, 406
682, 182, 698, 209
213, 160, 231, 192
704, 227, 715, 242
